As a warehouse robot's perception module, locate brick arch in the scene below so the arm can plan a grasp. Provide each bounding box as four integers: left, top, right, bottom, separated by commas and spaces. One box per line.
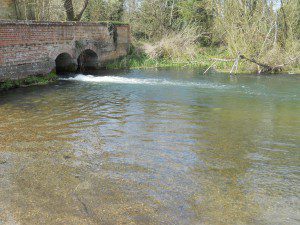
76, 45, 100, 59
48, 48, 77, 73
55, 52, 77, 73
49, 48, 76, 61
77, 49, 100, 71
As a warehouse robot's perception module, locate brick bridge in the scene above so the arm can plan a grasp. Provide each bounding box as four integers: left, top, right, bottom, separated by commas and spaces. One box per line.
0, 20, 131, 81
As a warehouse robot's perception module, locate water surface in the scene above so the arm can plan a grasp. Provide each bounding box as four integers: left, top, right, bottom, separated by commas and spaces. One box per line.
0, 69, 299, 224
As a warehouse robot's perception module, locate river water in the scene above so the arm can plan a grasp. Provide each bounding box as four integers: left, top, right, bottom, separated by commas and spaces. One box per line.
0, 69, 299, 224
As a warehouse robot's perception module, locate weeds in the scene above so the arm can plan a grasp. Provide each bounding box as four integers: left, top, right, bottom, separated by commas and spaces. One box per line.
0, 72, 58, 92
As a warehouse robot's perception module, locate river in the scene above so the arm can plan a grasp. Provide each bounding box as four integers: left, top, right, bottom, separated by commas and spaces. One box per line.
0, 69, 299, 224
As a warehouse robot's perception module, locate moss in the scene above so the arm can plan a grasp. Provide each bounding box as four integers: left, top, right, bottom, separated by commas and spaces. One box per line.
75, 40, 85, 50
0, 72, 58, 92
107, 23, 118, 47
100, 21, 129, 25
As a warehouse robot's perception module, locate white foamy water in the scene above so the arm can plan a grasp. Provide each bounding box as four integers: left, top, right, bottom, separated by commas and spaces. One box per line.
61, 74, 228, 89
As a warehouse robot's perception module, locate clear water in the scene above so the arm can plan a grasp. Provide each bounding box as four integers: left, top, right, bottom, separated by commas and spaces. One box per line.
0, 69, 299, 224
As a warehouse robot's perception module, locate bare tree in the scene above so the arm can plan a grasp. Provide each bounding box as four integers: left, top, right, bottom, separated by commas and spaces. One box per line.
64, 0, 90, 21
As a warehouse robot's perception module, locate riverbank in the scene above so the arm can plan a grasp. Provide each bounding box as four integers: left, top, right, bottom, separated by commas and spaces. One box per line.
106, 44, 300, 74
0, 72, 58, 92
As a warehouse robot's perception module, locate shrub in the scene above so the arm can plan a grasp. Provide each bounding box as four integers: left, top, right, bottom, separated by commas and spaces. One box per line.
141, 27, 200, 61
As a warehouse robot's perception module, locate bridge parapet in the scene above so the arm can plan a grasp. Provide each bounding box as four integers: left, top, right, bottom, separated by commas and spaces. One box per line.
0, 20, 130, 81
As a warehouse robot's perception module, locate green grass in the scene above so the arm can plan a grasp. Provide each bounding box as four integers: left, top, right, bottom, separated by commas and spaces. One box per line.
0, 72, 58, 92
106, 45, 300, 74
105, 46, 235, 71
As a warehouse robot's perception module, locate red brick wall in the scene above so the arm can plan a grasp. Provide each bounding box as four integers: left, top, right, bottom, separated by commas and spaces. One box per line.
0, 20, 130, 81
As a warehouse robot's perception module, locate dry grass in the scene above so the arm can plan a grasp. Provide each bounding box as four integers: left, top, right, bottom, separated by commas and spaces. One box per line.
141, 27, 200, 62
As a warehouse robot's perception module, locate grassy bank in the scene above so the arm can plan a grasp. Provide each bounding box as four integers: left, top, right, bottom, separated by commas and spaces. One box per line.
0, 72, 58, 92
106, 40, 300, 74
107, 46, 224, 69
106, 46, 239, 73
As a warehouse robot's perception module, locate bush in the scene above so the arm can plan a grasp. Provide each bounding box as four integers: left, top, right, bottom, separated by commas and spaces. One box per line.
142, 27, 200, 61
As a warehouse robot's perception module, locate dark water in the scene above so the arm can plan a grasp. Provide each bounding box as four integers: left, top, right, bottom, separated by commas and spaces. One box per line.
0, 69, 299, 224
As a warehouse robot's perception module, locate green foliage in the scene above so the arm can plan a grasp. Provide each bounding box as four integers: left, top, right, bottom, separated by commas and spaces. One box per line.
105, 43, 232, 71
210, 0, 300, 72
0, 72, 57, 92
177, 0, 213, 45
83, 0, 125, 22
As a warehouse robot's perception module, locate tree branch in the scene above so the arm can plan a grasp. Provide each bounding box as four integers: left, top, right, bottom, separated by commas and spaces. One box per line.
75, 0, 90, 21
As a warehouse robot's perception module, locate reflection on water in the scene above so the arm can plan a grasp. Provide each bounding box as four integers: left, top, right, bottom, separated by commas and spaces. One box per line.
0, 69, 299, 224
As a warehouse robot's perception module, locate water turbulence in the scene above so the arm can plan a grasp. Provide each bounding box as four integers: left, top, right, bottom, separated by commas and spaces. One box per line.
62, 74, 228, 89
0, 69, 299, 224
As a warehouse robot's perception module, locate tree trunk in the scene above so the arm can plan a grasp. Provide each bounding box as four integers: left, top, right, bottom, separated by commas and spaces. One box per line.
64, 0, 90, 21
75, 0, 90, 21
64, 0, 75, 21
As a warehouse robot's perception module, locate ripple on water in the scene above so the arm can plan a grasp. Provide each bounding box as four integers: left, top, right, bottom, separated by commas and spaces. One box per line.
0, 70, 299, 224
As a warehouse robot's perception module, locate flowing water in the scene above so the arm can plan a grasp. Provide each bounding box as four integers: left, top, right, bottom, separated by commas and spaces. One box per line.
0, 69, 299, 224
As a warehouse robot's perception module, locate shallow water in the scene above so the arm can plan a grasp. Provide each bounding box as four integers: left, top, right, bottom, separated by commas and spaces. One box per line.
0, 69, 299, 224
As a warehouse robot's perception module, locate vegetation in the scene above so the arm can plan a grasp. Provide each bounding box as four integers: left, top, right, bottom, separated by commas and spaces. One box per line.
106, 44, 232, 71
8, 0, 300, 74
0, 72, 58, 92
119, 0, 300, 73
